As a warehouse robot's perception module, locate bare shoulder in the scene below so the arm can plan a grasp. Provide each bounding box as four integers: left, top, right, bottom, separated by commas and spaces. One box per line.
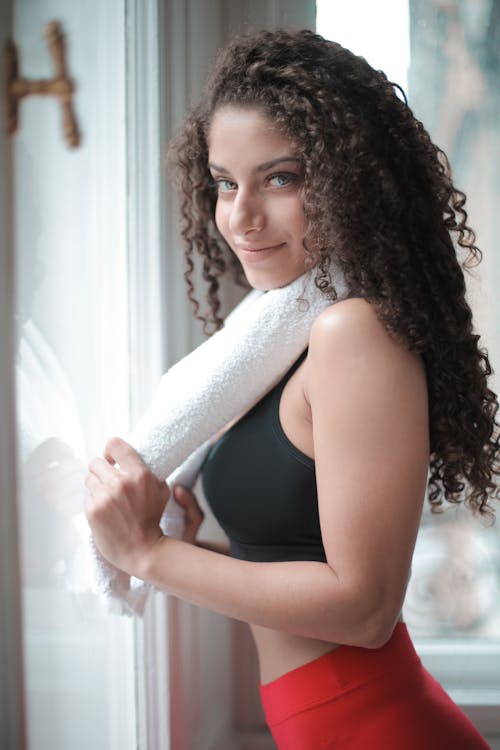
309, 297, 402, 357
313, 296, 379, 329
306, 297, 426, 395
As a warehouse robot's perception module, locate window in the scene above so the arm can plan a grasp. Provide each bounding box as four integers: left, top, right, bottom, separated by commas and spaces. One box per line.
317, 0, 500, 734
13, 3, 137, 748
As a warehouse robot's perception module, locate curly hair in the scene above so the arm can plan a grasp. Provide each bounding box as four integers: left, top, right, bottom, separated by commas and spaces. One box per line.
167, 28, 499, 517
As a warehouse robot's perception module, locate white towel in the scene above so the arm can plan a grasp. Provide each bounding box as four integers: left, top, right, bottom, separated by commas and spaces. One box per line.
76, 267, 346, 615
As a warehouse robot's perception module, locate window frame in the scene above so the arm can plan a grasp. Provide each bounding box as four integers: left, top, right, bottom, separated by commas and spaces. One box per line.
125, 2, 176, 747
0, 6, 26, 748
416, 640, 500, 735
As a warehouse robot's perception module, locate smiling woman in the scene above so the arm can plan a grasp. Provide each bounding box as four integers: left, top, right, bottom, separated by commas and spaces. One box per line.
208, 107, 308, 290
85, 27, 499, 750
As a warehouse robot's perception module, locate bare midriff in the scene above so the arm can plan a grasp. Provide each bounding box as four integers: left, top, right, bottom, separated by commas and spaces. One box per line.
251, 612, 404, 685
251, 624, 340, 685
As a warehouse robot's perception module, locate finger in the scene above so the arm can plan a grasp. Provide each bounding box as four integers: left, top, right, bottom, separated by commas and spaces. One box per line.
172, 484, 192, 506
88, 456, 119, 482
83, 474, 98, 515
84, 471, 105, 495
103, 436, 147, 471
174, 485, 204, 523
173, 485, 202, 515
83, 491, 94, 517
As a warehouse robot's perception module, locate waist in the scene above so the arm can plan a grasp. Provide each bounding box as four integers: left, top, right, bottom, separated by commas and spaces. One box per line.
252, 624, 341, 685
259, 621, 417, 725
253, 613, 404, 686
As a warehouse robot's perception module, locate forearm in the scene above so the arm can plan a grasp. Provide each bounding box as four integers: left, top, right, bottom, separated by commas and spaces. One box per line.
196, 539, 231, 555
137, 536, 385, 646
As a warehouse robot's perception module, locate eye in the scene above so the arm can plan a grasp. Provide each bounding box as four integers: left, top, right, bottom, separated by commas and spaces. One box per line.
267, 173, 297, 188
214, 177, 237, 193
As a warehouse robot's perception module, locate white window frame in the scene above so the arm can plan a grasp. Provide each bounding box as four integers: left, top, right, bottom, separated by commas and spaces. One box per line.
416, 640, 500, 736
0, 7, 26, 749
124, 2, 172, 748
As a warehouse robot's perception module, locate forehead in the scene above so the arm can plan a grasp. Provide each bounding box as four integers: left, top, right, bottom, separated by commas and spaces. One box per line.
207, 105, 298, 160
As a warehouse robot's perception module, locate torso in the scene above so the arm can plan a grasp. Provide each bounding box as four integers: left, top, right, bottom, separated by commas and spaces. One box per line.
251, 353, 343, 683
204, 300, 414, 684
209, 351, 341, 683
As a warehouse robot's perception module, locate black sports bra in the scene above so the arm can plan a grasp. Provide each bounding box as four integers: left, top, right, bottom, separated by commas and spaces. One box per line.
201, 350, 327, 563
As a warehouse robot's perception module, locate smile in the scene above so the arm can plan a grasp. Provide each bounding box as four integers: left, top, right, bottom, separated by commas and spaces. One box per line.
237, 242, 286, 256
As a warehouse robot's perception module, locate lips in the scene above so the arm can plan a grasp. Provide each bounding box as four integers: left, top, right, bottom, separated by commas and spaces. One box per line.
237, 242, 285, 253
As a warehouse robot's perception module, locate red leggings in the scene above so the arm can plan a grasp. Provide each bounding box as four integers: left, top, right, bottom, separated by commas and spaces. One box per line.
259, 623, 491, 749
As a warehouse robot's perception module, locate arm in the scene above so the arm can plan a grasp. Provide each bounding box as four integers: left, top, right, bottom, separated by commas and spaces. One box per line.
85, 298, 429, 647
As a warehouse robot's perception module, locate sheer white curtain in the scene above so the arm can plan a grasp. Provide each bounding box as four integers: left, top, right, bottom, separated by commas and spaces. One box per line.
13, 2, 137, 748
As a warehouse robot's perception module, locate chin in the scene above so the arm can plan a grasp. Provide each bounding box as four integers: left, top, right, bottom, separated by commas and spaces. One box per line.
246, 270, 305, 292
248, 279, 285, 292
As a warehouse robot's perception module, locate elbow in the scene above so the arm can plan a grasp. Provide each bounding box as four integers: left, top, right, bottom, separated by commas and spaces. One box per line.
359, 612, 398, 649
343, 587, 402, 650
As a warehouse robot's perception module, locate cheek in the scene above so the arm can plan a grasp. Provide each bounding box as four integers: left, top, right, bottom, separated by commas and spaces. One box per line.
214, 201, 229, 238
284, 199, 308, 238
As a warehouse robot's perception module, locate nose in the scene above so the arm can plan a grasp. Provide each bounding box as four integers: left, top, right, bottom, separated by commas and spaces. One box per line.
229, 188, 265, 236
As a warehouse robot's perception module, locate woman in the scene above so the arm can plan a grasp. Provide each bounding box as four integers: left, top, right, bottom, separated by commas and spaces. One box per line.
85, 29, 499, 748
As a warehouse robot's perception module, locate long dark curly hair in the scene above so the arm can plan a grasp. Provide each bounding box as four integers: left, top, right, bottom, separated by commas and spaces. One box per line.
167, 28, 499, 517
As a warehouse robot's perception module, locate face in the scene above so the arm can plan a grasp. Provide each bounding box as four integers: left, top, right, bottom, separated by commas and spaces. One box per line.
207, 106, 308, 290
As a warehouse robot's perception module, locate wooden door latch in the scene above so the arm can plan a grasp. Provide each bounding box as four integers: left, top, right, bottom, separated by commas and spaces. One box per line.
3, 20, 80, 148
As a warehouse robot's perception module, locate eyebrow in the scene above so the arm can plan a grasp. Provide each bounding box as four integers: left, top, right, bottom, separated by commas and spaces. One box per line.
208, 156, 302, 173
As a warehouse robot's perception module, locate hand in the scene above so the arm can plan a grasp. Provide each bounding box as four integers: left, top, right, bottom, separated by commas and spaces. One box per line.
171, 485, 205, 544
84, 437, 170, 575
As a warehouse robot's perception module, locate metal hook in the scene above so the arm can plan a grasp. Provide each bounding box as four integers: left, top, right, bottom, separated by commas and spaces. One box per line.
3, 20, 81, 148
